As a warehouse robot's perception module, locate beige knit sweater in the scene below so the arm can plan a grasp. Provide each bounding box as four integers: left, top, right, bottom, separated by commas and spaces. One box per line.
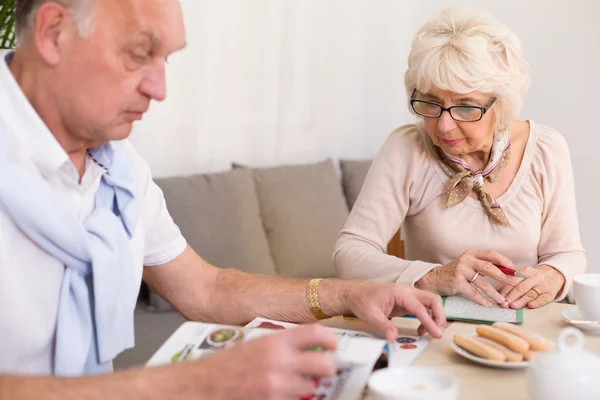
333, 122, 586, 301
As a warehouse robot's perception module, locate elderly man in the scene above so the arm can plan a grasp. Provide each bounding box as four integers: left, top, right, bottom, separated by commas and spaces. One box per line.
0, 0, 445, 398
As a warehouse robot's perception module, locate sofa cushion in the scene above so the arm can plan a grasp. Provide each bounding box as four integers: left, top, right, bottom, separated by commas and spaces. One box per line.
234, 160, 348, 278
339, 159, 372, 210
148, 169, 277, 311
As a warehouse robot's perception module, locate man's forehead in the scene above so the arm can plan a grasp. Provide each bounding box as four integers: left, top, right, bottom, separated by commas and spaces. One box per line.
100, 0, 186, 50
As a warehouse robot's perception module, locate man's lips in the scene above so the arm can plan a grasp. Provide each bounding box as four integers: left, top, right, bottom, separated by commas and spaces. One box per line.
124, 111, 145, 121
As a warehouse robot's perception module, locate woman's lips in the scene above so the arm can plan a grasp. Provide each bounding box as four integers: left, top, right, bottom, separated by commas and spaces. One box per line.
441, 138, 464, 146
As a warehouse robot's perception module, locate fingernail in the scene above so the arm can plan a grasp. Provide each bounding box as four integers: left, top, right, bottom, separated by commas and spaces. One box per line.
499, 297, 506, 303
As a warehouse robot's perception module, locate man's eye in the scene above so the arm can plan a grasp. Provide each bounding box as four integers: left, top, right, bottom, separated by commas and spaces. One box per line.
131, 52, 150, 63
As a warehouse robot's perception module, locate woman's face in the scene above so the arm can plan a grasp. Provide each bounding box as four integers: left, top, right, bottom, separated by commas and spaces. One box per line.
417, 88, 496, 157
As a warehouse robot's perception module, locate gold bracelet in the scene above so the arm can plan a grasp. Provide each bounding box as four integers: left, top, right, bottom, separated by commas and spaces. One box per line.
306, 278, 331, 320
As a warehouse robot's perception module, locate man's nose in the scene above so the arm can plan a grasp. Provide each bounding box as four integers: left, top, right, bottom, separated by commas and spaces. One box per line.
139, 61, 167, 102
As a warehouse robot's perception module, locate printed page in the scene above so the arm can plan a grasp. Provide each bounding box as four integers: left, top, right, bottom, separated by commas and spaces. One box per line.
444, 294, 523, 324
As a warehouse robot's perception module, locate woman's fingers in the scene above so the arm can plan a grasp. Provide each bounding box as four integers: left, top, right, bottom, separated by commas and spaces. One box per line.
472, 260, 521, 287
471, 275, 506, 304
527, 292, 554, 309
460, 279, 494, 307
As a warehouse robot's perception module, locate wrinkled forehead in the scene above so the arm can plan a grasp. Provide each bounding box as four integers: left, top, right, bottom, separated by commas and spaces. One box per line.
92, 0, 186, 53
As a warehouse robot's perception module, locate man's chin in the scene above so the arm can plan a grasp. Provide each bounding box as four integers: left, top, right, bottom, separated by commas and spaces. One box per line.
108, 123, 135, 141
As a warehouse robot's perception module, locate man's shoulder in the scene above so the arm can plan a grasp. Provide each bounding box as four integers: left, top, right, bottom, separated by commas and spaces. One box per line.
112, 139, 154, 194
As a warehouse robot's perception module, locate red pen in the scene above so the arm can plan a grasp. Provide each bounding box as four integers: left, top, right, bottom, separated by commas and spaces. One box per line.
494, 264, 527, 279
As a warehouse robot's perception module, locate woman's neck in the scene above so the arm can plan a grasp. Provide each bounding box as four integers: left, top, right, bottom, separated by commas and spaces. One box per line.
462, 144, 493, 172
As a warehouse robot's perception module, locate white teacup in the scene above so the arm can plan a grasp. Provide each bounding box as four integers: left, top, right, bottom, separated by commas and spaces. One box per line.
573, 274, 600, 321
368, 367, 459, 400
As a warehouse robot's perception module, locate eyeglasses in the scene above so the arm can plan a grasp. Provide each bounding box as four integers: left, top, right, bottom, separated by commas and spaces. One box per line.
409, 90, 496, 122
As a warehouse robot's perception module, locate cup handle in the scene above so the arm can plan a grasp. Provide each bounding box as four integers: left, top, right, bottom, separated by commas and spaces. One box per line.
557, 327, 585, 352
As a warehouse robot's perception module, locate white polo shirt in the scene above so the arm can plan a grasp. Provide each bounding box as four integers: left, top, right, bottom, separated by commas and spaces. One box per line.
0, 50, 187, 375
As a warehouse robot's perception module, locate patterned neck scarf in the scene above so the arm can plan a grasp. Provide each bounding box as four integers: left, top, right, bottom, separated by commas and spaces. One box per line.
433, 132, 511, 226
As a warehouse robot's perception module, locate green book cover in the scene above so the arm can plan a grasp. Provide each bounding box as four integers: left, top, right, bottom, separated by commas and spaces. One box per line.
442, 295, 524, 324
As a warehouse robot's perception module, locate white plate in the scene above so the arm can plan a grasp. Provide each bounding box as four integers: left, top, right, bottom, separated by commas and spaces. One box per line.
562, 307, 600, 335
450, 335, 529, 369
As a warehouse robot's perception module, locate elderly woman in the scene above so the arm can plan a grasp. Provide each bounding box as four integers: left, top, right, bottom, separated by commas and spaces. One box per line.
334, 7, 586, 310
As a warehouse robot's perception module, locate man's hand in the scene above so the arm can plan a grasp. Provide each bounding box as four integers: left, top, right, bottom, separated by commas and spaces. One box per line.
188, 325, 338, 400
341, 282, 446, 341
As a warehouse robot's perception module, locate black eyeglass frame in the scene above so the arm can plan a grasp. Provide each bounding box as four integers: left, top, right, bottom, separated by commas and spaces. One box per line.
409, 89, 497, 122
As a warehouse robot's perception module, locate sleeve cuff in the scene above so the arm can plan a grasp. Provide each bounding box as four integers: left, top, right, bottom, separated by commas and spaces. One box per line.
144, 236, 187, 266
395, 260, 442, 287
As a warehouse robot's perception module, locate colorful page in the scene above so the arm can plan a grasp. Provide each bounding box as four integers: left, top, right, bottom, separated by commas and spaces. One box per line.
145, 318, 388, 400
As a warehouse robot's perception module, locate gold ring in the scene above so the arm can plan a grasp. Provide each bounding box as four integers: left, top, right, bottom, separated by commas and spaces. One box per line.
532, 287, 542, 296
470, 272, 480, 283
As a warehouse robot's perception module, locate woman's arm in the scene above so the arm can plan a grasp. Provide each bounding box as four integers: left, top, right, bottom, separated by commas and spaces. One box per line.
333, 126, 440, 285
503, 129, 586, 307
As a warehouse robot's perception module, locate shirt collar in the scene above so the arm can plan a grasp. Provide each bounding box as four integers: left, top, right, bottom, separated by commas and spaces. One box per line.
0, 50, 70, 175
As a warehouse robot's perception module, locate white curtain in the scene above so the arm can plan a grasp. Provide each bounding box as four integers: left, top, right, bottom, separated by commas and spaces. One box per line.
130, 0, 421, 177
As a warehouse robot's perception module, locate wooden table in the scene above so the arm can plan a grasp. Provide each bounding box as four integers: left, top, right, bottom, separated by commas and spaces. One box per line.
321, 303, 600, 400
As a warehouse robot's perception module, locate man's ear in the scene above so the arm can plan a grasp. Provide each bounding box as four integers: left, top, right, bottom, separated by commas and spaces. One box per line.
33, 2, 76, 66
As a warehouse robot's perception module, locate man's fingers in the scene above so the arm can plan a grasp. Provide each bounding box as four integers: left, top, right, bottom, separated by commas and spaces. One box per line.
402, 297, 443, 338
279, 375, 320, 400
294, 352, 337, 378
416, 291, 446, 328
363, 307, 398, 342
472, 250, 514, 269
287, 325, 338, 351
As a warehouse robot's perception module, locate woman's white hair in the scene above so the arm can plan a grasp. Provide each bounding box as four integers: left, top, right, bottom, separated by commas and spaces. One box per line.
405, 6, 530, 132
16, 0, 95, 42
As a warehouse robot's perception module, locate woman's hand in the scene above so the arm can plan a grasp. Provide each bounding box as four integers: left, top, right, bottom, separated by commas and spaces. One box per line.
415, 250, 521, 307
498, 265, 565, 309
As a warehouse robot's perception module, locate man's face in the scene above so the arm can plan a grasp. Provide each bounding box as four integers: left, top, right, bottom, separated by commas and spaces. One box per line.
53, 0, 186, 145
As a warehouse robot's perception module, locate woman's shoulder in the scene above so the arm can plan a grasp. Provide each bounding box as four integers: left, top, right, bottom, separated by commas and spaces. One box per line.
531, 121, 572, 165
388, 123, 424, 143
373, 124, 443, 189
383, 124, 431, 158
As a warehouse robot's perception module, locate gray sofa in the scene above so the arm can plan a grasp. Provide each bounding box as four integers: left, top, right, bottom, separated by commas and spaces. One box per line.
114, 159, 372, 370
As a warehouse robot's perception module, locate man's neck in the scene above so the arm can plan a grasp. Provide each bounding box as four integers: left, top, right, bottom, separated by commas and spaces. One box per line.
9, 50, 88, 177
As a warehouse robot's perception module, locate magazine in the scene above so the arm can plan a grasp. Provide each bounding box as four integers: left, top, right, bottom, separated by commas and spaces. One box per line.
146, 317, 428, 399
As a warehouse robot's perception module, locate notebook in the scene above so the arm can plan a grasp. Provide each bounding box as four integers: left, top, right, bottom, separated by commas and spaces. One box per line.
442, 294, 524, 324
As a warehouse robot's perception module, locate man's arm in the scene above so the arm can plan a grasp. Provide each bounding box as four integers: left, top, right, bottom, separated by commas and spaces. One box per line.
143, 245, 445, 340
0, 325, 341, 400
0, 363, 192, 400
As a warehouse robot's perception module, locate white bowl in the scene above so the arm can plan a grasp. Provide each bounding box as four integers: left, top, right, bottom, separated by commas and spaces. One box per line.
368, 367, 459, 400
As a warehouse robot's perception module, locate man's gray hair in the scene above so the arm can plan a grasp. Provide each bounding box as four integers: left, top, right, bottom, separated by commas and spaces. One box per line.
16, 0, 94, 41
